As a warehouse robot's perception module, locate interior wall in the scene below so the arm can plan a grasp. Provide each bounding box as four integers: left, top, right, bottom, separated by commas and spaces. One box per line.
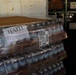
6, 0, 21, 16
0, 0, 7, 17
0, 0, 21, 17
0, 0, 47, 18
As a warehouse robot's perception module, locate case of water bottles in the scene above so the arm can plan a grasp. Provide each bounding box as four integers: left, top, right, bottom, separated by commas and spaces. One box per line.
0, 41, 65, 75
30, 61, 64, 75
0, 17, 64, 55
0, 17, 66, 75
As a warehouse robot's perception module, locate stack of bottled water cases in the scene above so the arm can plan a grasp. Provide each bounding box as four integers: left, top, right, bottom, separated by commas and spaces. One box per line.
0, 41, 65, 75
0, 17, 66, 75
30, 61, 64, 75
0, 19, 64, 55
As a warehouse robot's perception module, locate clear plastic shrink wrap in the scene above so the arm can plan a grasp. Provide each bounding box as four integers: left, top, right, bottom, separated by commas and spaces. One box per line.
0, 17, 64, 55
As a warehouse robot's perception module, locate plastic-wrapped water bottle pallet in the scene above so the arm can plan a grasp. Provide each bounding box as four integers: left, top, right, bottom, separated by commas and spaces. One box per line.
7, 51, 67, 75
0, 31, 67, 59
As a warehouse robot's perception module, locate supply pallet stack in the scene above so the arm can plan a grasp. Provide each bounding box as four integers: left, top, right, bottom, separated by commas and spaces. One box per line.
0, 16, 67, 75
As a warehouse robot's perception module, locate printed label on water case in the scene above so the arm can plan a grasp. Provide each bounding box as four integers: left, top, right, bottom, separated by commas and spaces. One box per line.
38, 30, 49, 47
3, 25, 30, 45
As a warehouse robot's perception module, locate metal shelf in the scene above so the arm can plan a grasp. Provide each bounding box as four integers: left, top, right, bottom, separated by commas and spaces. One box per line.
49, 11, 65, 14
67, 11, 76, 13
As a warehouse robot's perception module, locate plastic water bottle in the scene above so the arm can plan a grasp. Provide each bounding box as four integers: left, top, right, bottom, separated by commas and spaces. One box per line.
4, 58, 13, 74
26, 55, 33, 65
0, 61, 6, 75
18, 56, 26, 67
11, 57, 19, 71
